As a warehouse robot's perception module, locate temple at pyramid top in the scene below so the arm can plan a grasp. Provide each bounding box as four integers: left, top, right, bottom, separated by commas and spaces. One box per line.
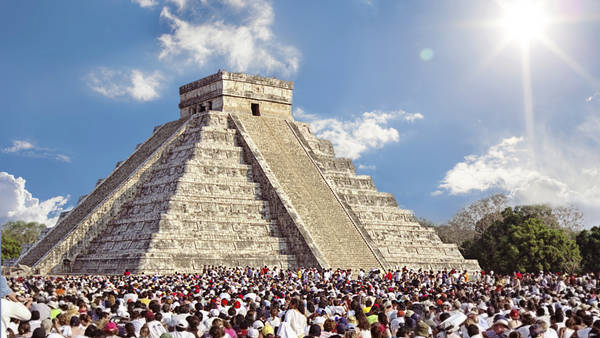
178, 71, 294, 120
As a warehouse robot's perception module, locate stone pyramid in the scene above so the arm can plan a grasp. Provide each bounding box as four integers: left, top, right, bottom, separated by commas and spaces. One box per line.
17, 71, 479, 274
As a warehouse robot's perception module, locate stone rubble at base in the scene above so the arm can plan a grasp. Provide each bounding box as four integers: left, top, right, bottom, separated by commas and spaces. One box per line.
16, 71, 480, 274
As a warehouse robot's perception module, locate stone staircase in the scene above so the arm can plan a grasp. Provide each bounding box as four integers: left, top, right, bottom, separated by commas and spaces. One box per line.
234, 114, 385, 271
290, 121, 480, 271
70, 112, 297, 274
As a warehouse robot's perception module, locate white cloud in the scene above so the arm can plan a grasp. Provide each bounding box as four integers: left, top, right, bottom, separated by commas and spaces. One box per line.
357, 164, 376, 170
292, 107, 318, 120
132, 0, 158, 8
90, 0, 300, 102
87, 68, 162, 102
438, 110, 600, 225
158, 0, 300, 75
2, 140, 71, 162
404, 112, 424, 122
166, 0, 187, 10
586, 91, 599, 102
0, 172, 69, 227
3, 140, 34, 153
431, 190, 443, 196
295, 107, 423, 160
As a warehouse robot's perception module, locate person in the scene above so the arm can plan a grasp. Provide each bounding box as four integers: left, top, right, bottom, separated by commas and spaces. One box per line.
171, 319, 194, 338
1, 276, 32, 338
508, 310, 521, 330
146, 312, 167, 338
30, 328, 46, 338
559, 318, 576, 338
483, 319, 510, 338
284, 299, 307, 338
69, 316, 84, 338
104, 322, 120, 338
352, 312, 368, 338
140, 324, 151, 338
124, 323, 137, 338
17, 321, 31, 338
307, 324, 321, 338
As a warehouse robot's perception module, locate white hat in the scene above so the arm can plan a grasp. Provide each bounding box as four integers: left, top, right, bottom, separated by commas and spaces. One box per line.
177, 319, 189, 329
253, 320, 264, 330
248, 328, 259, 338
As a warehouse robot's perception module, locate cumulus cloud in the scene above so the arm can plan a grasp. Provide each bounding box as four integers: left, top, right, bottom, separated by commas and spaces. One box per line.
91, 0, 299, 101
294, 107, 423, 160
87, 68, 162, 102
2, 140, 71, 162
158, 0, 300, 75
0, 172, 69, 227
438, 110, 600, 225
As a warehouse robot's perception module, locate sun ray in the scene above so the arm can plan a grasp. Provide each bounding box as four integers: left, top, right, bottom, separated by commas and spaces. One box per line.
539, 35, 600, 89
520, 44, 535, 148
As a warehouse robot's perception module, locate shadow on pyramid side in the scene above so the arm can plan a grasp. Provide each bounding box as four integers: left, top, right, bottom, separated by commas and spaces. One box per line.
17, 71, 479, 274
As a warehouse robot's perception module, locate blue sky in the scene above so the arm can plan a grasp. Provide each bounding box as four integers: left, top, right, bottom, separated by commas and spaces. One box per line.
1, 0, 599, 227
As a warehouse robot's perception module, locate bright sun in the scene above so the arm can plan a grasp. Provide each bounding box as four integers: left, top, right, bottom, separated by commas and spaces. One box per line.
501, 0, 548, 44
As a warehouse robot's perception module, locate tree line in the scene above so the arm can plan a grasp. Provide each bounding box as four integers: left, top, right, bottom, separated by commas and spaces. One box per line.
419, 193, 600, 274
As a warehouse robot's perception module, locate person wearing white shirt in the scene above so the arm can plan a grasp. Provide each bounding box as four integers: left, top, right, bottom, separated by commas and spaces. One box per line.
284, 299, 307, 338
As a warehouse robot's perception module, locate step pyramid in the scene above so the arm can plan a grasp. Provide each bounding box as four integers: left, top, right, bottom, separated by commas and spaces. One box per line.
17, 71, 479, 274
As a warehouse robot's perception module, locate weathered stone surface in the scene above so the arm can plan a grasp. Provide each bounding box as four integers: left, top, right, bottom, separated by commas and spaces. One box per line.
18, 71, 480, 274
290, 121, 480, 271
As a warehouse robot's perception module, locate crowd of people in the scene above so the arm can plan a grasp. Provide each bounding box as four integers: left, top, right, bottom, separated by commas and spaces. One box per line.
1, 267, 599, 338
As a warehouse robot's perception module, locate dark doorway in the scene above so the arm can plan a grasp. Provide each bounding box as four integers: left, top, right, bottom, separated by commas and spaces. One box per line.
251, 103, 260, 116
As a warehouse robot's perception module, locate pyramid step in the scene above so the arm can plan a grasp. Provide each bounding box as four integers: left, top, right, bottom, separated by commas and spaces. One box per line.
313, 156, 355, 173
339, 191, 398, 207
192, 144, 244, 163
177, 128, 238, 147
152, 162, 252, 181
360, 223, 425, 231
139, 180, 262, 199
175, 182, 262, 199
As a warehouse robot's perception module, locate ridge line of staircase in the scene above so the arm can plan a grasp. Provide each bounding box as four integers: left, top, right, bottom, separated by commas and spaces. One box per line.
20, 116, 192, 272
285, 120, 387, 270
229, 113, 329, 269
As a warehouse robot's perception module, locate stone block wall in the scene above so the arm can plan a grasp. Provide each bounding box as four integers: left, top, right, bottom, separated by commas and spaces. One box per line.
179, 71, 293, 120
68, 112, 301, 274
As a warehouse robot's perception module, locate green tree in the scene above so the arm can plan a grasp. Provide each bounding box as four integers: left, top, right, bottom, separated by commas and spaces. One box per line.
435, 194, 584, 250
0, 221, 47, 260
464, 207, 581, 274
576, 226, 600, 273
435, 194, 508, 250
1, 235, 21, 259
1, 221, 46, 244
